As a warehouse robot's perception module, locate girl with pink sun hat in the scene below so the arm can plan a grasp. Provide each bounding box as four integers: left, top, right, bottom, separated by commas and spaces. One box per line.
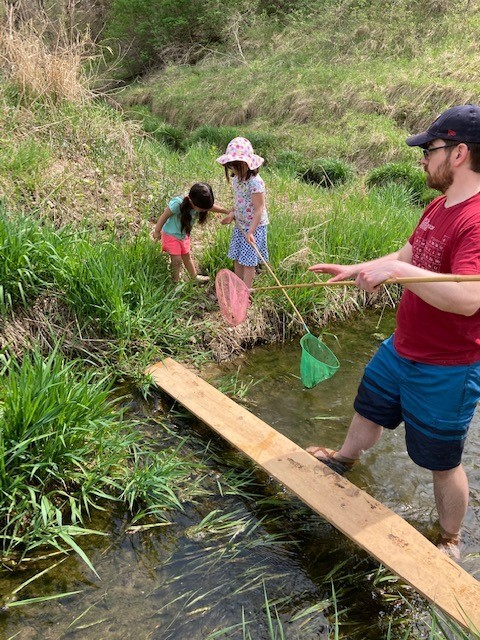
216, 137, 269, 289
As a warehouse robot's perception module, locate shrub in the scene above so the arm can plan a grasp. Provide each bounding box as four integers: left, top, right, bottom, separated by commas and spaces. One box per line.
301, 157, 355, 187
151, 123, 187, 151
106, 0, 243, 72
365, 162, 429, 202
274, 150, 305, 174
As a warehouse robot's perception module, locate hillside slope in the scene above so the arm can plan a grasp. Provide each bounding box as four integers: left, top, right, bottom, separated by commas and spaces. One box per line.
119, 1, 480, 170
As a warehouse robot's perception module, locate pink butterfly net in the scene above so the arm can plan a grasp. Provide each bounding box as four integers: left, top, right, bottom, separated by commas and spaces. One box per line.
215, 268, 339, 386
215, 269, 250, 326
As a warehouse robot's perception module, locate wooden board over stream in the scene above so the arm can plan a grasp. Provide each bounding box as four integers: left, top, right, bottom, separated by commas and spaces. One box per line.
147, 358, 480, 632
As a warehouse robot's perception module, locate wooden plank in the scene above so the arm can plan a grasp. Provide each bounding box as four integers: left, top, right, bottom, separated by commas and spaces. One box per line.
146, 358, 480, 632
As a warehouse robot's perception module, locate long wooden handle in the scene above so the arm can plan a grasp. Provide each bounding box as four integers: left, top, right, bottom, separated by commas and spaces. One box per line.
236, 224, 309, 330
253, 274, 480, 292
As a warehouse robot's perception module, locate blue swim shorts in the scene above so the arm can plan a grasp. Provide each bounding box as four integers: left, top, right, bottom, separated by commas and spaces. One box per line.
353, 335, 480, 471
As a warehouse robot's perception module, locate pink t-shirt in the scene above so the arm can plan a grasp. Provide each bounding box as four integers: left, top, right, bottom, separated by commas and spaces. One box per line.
394, 193, 480, 365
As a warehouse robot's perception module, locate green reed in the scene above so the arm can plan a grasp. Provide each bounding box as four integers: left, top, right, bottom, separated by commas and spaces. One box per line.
56, 232, 200, 352
0, 209, 61, 314
0, 211, 206, 367
0, 347, 193, 567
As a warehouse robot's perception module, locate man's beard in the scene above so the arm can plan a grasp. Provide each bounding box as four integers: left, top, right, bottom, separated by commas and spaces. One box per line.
425, 159, 454, 193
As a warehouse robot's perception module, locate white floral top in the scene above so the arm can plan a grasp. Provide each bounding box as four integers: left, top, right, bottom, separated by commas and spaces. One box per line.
233, 175, 268, 228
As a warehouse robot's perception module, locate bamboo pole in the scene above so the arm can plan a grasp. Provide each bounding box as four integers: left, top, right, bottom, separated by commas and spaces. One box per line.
252, 274, 480, 292
237, 224, 309, 330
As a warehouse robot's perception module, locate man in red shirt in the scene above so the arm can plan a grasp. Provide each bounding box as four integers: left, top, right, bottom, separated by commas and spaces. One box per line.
307, 105, 480, 559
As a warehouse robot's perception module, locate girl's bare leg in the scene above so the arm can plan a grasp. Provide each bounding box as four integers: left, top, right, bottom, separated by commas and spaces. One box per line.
242, 265, 256, 289
234, 260, 244, 281
181, 253, 197, 279
171, 255, 183, 283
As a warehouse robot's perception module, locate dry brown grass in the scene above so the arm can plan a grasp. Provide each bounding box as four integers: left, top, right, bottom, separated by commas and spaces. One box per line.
0, 1, 100, 104
0, 296, 113, 361
201, 303, 282, 362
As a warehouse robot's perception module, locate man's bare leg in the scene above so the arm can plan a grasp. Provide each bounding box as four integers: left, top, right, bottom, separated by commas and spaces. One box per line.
306, 412, 383, 469
433, 465, 468, 536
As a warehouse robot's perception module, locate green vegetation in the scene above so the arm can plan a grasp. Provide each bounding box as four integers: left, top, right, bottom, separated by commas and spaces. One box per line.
366, 161, 437, 204
0, 1, 479, 636
119, 0, 480, 168
301, 157, 355, 188
0, 347, 194, 571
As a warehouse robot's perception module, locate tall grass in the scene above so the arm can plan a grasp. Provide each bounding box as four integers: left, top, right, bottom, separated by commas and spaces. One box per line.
57, 233, 199, 351
0, 212, 207, 367
0, 3, 97, 104
0, 347, 193, 566
0, 210, 61, 314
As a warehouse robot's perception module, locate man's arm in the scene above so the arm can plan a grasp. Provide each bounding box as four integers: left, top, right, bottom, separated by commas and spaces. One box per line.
347, 244, 480, 316
309, 242, 413, 282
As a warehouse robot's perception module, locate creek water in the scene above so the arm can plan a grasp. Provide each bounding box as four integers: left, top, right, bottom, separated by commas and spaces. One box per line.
1, 310, 479, 640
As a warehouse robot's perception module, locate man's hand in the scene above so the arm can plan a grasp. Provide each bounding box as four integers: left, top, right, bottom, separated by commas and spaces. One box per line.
308, 263, 358, 281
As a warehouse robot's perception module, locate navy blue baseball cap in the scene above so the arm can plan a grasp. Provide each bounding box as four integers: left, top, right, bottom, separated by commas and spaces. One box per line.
406, 105, 480, 148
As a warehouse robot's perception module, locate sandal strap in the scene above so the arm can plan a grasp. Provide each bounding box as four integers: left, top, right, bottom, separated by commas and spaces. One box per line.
306, 446, 356, 475
439, 529, 461, 545
328, 450, 356, 467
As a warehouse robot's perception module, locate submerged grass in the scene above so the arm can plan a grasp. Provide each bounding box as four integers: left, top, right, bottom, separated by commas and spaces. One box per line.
133, 430, 476, 640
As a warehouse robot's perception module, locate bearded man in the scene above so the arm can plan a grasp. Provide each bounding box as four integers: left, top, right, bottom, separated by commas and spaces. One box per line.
307, 105, 480, 560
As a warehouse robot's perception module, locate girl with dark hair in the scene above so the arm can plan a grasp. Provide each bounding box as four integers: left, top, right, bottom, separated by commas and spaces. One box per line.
152, 183, 230, 283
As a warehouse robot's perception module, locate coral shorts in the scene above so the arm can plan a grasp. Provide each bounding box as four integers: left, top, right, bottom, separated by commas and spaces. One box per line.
161, 231, 190, 256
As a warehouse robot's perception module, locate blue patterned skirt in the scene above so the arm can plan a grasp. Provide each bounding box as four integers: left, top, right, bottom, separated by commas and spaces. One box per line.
228, 225, 269, 267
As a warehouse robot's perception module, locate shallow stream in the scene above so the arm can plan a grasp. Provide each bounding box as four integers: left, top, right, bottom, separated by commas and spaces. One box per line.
1, 310, 479, 640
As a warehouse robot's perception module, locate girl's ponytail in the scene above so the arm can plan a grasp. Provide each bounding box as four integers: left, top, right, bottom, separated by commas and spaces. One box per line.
179, 196, 193, 235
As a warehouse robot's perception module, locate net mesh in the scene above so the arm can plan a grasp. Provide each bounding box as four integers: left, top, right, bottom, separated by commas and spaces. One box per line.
300, 333, 339, 388
215, 269, 250, 326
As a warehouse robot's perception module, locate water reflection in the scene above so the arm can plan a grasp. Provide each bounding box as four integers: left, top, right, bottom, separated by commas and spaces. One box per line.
212, 310, 480, 569
1, 310, 478, 639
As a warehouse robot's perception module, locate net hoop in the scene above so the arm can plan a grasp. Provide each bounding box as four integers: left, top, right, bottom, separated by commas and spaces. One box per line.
215, 269, 250, 326
300, 333, 339, 388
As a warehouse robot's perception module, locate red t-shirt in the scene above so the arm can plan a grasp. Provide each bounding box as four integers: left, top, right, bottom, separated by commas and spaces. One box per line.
394, 193, 480, 365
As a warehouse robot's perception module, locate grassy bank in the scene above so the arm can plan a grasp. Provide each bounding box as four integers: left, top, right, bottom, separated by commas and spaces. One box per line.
0, 348, 197, 578
119, 1, 480, 169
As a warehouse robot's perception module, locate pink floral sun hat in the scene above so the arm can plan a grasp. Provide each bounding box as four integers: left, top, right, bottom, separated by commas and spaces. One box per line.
216, 137, 264, 170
